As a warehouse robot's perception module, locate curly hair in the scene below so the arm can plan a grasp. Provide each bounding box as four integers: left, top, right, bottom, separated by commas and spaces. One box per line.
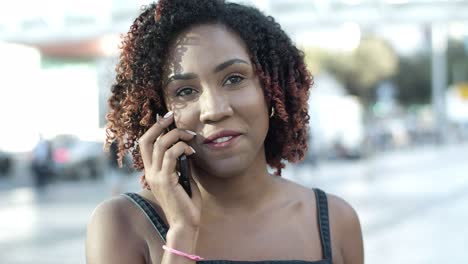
105, 0, 312, 176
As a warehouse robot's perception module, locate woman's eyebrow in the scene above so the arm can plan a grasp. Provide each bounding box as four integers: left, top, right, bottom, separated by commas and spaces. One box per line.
167, 72, 198, 84
213, 58, 249, 73
166, 58, 249, 85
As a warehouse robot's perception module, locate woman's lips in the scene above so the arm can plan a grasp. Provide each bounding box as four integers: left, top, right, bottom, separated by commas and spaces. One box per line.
203, 130, 242, 144
203, 134, 241, 150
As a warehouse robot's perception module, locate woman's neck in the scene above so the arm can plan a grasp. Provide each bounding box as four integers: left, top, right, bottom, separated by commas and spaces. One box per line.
193, 152, 279, 215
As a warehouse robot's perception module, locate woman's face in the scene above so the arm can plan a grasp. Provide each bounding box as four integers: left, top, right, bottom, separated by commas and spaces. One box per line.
162, 24, 269, 177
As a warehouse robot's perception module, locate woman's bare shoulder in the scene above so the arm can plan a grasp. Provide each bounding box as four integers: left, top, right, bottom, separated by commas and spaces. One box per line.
326, 192, 364, 264
279, 178, 361, 229
86, 196, 147, 264
325, 193, 361, 235
276, 178, 363, 263
87, 196, 136, 231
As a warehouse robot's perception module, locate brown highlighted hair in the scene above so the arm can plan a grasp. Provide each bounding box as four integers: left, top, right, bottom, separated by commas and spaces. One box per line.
105, 0, 312, 176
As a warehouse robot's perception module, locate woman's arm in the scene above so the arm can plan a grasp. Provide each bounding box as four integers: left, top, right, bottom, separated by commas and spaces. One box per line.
340, 202, 364, 264
328, 194, 364, 264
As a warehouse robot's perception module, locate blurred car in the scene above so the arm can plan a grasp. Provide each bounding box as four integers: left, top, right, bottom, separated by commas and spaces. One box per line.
0, 150, 13, 176
50, 135, 107, 181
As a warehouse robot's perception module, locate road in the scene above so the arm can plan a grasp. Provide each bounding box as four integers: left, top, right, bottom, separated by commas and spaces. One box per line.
1, 143, 467, 264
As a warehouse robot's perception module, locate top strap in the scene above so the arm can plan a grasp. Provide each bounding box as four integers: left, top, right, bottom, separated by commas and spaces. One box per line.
122, 190, 332, 261
122, 192, 168, 242
313, 188, 332, 261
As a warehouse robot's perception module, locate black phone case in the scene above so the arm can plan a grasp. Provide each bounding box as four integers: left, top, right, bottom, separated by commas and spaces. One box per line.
168, 124, 192, 197
177, 154, 192, 197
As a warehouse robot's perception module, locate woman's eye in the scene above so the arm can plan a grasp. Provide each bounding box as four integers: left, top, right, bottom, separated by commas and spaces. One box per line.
176, 87, 197, 97
224, 75, 244, 85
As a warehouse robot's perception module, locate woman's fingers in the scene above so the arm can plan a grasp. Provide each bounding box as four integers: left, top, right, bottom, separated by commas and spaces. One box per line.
160, 141, 196, 179
138, 112, 174, 168
152, 129, 196, 170
137, 110, 197, 194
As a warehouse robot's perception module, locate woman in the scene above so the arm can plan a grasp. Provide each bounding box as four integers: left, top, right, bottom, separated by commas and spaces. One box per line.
86, 1, 364, 264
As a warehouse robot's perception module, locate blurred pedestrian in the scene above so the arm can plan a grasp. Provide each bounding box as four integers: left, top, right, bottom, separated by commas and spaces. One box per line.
31, 134, 53, 188
87, 1, 364, 264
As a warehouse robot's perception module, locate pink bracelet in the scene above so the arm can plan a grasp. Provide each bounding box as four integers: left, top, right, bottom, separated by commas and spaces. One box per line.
162, 245, 205, 261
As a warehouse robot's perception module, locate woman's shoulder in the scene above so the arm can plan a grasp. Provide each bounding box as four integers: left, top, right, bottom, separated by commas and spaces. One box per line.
278, 177, 364, 263
321, 191, 364, 263
86, 195, 142, 239
277, 177, 360, 226
86, 195, 147, 263
88, 195, 134, 228
326, 192, 360, 224
285, 178, 362, 243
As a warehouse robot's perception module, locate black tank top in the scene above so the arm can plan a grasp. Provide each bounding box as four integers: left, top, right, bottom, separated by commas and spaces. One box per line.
122, 188, 332, 264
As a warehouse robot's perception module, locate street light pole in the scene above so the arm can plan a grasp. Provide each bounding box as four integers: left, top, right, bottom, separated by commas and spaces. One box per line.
431, 23, 449, 144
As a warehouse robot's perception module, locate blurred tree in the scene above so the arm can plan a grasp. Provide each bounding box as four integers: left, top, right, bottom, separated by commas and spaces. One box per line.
392, 38, 468, 106
392, 53, 431, 105
447, 39, 468, 84
304, 37, 468, 106
352, 37, 398, 95
303, 36, 398, 104
303, 48, 329, 75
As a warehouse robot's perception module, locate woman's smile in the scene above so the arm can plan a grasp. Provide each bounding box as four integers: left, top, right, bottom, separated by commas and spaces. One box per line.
203, 133, 242, 150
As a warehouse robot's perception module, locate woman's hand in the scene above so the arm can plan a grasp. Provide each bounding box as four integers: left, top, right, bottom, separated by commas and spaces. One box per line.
138, 111, 202, 231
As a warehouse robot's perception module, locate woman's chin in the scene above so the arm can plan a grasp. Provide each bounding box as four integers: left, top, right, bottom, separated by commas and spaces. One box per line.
193, 154, 251, 179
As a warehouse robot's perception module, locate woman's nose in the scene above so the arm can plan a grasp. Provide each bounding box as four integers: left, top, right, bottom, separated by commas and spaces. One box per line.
199, 88, 233, 123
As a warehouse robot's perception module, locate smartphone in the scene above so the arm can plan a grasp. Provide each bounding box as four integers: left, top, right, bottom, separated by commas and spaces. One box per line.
167, 123, 192, 197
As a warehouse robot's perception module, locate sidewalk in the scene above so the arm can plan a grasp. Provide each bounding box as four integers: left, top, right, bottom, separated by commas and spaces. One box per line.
1, 143, 468, 263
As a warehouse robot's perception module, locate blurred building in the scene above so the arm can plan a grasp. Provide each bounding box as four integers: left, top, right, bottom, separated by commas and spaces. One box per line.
1, 0, 468, 152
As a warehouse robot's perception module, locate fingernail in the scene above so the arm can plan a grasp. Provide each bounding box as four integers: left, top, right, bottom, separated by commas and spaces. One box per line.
156, 113, 160, 122
185, 130, 197, 135
189, 146, 196, 153
163, 111, 173, 119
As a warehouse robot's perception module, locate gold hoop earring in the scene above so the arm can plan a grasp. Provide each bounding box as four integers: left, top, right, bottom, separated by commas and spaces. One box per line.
270, 107, 275, 118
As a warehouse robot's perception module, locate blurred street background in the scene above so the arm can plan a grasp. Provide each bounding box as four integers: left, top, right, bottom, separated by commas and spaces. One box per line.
1, 0, 468, 263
